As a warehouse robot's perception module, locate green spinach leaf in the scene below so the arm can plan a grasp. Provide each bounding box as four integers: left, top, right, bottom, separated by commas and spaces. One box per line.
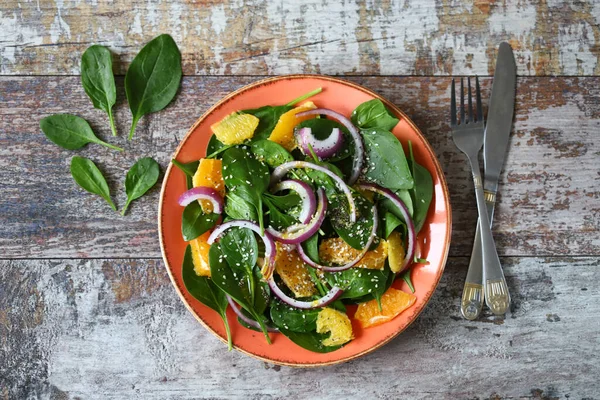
121, 157, 160, 215
270, 300, 319, 333
250, 139, 294, 167
243, 105, 293, 140
225, 189, 259, 221
220, 227, 258, 271
171, 159, 199, 189
361, 128, 413, 190
80, 45, 118, 136
408, 143, 434, 233
263, 196, 297, 230
181, 203, 220, 241
125, 34, 182, 140
383, 211, 405, 239
40, 114, 123, 151
181, 245, 232, 349
301, 234, 320, 263
325, 268, 389, 300
351, 99, 399, 131
331, 193, 374, 250
278, 328, 342, 353
70, 156, 116, 211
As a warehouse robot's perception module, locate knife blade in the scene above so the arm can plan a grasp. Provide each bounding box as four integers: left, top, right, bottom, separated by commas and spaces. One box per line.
461, 42, 516, 320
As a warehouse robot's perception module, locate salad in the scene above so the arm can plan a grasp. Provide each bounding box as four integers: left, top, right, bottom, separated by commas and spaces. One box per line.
172, 88, 433, 353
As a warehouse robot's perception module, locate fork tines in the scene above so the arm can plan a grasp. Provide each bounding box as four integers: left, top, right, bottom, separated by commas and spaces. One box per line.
450, 77, 483, 126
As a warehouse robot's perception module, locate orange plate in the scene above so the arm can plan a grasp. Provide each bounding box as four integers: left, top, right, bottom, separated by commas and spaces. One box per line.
158, 75, 451, 367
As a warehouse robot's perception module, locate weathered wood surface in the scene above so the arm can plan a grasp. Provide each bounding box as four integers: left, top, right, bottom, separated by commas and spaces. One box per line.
1, 76, 598, 259
2, 0, 600, 76
1, 256, 598, 399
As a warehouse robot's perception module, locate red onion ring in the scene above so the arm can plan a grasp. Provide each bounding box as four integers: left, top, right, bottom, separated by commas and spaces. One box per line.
271, 179, 316, 224
207, 220, 277, 280
357, 183, 415, 272
178, 186, 223, 214
226, 295, 279, 333
266, 188, 327, 245
296, 205, 379, 272
270, 161, 357, 223
296, 108, 364, 185
295, 127, 344, 159
267, 276, 343, 309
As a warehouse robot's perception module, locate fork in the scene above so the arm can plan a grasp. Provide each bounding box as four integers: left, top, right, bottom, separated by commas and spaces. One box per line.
450, 77, 510, 316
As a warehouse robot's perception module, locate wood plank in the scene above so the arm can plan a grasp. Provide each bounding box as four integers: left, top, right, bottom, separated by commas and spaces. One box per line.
1, 256, 598, 399
1, 76, 598, 258
1, 0, 600, 76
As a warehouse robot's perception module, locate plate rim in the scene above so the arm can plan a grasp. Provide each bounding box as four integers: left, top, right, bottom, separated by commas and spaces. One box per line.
158, 74, 452, 367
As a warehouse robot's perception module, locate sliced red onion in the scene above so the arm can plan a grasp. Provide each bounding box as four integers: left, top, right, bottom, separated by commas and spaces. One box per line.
296, 205, 379, 272
268, 276, 343, 309
178, 186, 224, 213
208, 220, 277, 280
266, 188, 327, 244
295, 127, 344, 159
226, 295, 279, 333
270, 161, 357, 223
296, 108, 364, 185
357, 183, 416, 272
271, 179, 316, 224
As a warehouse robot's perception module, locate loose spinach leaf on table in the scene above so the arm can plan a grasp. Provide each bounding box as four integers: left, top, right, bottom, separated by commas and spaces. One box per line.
270, 300, 319, 333
209, 243, 271, 343
351, 99, 399, 132
125, 34, 182, 140
121, 157, 160, 215
361, 128, 413, 190
408, 142, 434, 233
243, 105, 293, 140
80, 45, 118, 136
278, 328, 343, 353
181, 202, 220, 241
222, 147, 270, 232
70, 156, 116, 211
40, 114, 123, 151
171, 159, 199, 189
325, 267, 390, 300
181, 245, 232, 350
250, 140, 294, 167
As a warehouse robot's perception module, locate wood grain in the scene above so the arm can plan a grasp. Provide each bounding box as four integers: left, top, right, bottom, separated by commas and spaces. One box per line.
1, 256, 598, 399
1, 0, 600, 76
1, 76, 598, 259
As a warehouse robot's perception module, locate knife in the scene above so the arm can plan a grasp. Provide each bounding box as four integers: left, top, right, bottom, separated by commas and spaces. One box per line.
461, 42, 516, 320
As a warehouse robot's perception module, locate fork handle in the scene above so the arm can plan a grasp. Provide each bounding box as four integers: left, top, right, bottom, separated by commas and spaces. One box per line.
461, 195, 496, 320
468, 157, 510, 315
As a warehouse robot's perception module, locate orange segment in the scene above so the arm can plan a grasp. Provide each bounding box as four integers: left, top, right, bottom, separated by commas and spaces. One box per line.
268, 101, 317, 151
318, 237, 388, 270
387, 231, 406, 273
190, 231, 212, 277
274, 243, 317, 298
355, 288, 416, 328
211, 112, 259, 145
192, 158, 225, 213
316, 308, 354, 346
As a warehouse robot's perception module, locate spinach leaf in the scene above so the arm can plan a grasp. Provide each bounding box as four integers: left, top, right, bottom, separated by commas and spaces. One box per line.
325, 268, 389, 300
181, 245, 232, 350
125, 34, 182, 140
222, 148, 270, 231
40, 114, 123, 151
361, 128, 413, 190
301, 234, 320, 263
383, 211, 405, 239
243, 105, 293, 140
263, 196, 297, 230
400, 268, 415, 293
209, 243, 271, 343
171, 159, 199, 189
263, 192, 301, 210
380, 188, 414, 221
225, 189, 259, 221
250, 140, 293, 167
296, 118, 353, 161
278, 328, 342, 353
181, 202, 220, 241
80, 45, 118, 136
121, 157, 160, 215
331, 193, 374, 250
408, 143, 434, 233
351, 99, 399, 131
220, 227, 258, 272
270, 300, 319, 333
70, 156, 116, 211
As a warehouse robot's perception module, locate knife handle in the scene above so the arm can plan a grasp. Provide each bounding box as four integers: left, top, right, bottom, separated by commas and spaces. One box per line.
461, 191, 496, 320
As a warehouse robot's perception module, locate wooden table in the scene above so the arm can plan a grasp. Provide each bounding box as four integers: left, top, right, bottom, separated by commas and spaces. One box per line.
1, 1, 599, 399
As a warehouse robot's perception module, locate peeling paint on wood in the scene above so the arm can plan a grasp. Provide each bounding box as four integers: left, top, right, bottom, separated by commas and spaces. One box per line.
0, 257, 598, 399
0, 76, 598, 258
1, 0, 600, 76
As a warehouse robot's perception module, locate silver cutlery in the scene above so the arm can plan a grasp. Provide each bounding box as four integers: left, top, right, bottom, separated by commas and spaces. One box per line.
460, 43, 516, 320
450, 76, 510, 317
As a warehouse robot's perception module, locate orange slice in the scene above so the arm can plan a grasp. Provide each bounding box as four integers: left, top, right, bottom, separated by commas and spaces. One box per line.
211, 112, 259, 145
318, 237, 388, 270
192, 158, 225, 213
354, 287, 416, 328
189, 231, 212, 277
387, 231, 406, 273
316, 308, 354, 346
268, 101, 317, 151
274, 243, 317, 298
